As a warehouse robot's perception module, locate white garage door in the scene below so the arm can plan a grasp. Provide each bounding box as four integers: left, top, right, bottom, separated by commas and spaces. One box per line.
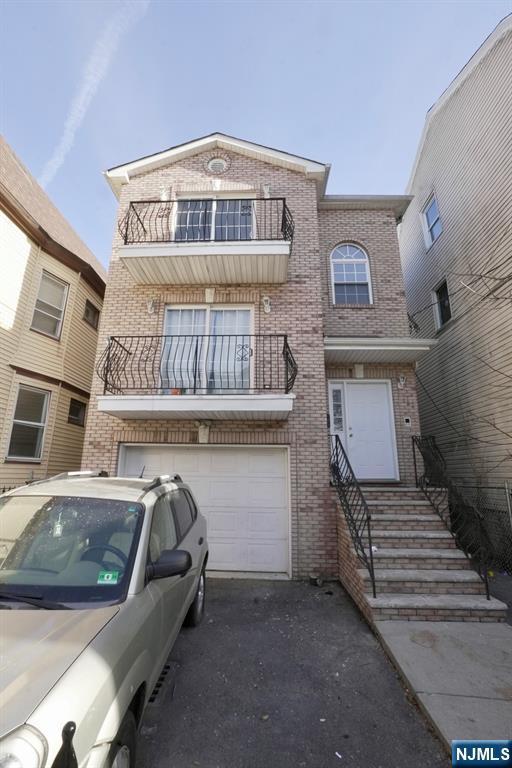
120, 445, 289, 574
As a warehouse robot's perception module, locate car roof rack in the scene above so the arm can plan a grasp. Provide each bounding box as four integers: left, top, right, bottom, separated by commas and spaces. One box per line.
21, 470, 109, 487
142, 474, 183, 492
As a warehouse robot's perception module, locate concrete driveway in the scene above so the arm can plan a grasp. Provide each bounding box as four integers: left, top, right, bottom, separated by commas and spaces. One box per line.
137, 579, 447, 768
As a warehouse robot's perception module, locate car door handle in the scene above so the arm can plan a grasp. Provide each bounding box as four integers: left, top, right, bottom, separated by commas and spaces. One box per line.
198, 537, 204, 545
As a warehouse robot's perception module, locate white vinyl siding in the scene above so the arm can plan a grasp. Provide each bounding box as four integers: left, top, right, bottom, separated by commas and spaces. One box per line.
399, 25, 512, 484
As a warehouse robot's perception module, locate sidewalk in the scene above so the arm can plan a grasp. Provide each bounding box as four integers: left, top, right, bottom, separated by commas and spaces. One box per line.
375, 619, 512, 748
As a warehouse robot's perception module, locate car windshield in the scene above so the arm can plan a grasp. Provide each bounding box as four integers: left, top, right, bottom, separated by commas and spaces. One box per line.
0, 495, 144, 606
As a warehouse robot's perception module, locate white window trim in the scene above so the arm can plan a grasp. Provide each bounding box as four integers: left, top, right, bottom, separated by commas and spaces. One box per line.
31, 270, 69, 340
431, 279, 451, 330
7, 385, 51, 461
330, 243, 373, 306
421, 194, 442, 248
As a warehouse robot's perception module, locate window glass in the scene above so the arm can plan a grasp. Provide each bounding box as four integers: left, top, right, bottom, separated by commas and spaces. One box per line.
184, 490, 198, 521
68, 398, 86, 426
149, 495, 177, 562
8, 386, 49, 459
331, 244, 371, 305
31, 271, 68, 338
0, 494, 144, 604
171, 490, 194, 538
424, 197, 442, 244
84, 300, 100, 330
435, 281, 451, 327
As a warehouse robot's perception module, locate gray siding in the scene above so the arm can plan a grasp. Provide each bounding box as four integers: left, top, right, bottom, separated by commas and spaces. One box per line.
399, 21, 512, 484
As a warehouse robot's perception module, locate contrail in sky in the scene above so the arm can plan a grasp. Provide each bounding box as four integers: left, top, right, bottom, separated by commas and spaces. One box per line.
39, 0, 150, 188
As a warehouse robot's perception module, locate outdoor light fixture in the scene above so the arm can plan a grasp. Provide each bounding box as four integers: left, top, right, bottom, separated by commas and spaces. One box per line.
262, 296, 271, 314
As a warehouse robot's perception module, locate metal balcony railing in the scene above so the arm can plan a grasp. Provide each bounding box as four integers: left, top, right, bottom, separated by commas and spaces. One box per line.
118, 198, 294, 245
412, 435, 512, 597
97, 334, 298, 396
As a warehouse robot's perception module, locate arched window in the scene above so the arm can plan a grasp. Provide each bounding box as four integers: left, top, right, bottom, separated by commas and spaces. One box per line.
330, 243, 372, 305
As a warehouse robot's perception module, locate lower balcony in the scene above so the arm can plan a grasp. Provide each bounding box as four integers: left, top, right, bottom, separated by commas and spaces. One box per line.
96, 334, 297, 421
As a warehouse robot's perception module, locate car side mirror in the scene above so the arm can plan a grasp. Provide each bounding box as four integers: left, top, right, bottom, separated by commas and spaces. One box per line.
146, 549, 192, 581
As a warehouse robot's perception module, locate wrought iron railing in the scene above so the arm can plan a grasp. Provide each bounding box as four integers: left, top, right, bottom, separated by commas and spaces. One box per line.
411, 435, 511, 598
330, 435, 376, 597
97, 334, 298, 396
119, 198, 294, 245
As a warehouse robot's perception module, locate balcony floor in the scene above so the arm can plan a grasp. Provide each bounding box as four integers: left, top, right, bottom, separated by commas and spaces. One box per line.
119, 240, 290, 284
97, 393, 295, 420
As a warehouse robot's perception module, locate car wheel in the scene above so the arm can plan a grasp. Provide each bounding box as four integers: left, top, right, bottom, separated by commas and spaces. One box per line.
108, 711, 137, 768
184, 566, 206, 627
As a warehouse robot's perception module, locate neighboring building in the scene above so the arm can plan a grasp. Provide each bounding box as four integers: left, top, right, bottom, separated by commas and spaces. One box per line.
82, 132, 434, 579
0, 137, 106, 488
399, 15, 512, 486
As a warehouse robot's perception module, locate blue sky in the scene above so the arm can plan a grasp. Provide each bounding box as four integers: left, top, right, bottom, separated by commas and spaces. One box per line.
2, 0, 510, 267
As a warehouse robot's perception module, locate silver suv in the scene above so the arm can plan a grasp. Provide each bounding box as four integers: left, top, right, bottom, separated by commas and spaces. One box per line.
0, 471, 208, 768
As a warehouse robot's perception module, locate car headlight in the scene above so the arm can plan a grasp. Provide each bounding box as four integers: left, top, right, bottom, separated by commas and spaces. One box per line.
0, 726, 47, 768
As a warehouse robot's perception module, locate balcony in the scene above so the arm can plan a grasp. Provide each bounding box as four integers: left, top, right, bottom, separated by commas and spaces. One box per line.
117, 198, 294, 284
96, 334, 297, 420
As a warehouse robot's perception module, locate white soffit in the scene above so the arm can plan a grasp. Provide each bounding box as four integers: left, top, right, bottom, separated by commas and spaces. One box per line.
105, 133, 327, 198
97, 394, 295, 421
324, 337, 437, 364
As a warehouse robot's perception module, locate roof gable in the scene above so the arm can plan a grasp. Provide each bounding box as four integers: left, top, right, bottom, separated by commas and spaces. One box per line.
104, 132, 328, 197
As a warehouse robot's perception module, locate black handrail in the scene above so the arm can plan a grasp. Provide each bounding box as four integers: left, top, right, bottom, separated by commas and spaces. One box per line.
330, 435, 376, 597
118, 198, 294, 245
97, 334, 298, 396
412, 435, 496, 598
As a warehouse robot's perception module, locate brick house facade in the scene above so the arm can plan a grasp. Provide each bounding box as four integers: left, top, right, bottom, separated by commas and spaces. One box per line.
82, 134, 432, 578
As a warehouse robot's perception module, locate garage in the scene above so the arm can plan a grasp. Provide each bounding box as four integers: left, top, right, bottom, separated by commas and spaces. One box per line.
119, 445, 290, 574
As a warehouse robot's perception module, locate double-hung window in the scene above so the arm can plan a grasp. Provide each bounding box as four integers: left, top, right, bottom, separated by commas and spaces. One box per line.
31, 271, 68, 339
174, 199, 252, 242
423, 196, 442, 245
8, 386, 50, 460
331, 244, 372, 305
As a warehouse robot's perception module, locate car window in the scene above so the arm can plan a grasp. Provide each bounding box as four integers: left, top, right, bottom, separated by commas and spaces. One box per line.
170, 490, 194, 540
148, 495, 177, 563
184, 490, 198, 521
0, 495, 144, 605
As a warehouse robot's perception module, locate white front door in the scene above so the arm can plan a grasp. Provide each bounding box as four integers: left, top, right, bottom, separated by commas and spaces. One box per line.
329, 381, 398, 481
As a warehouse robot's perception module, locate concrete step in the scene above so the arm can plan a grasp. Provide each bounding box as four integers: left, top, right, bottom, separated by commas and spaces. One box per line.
371, 513, 445, 531
358, 568, 485, 595
361, 486, 426, 502
366, 593, 507, 622
369, 547, 470, 570
366, 530, 456, 549
366, 499, 435, 515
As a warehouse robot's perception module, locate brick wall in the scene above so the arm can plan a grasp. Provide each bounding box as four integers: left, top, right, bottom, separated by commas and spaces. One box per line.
83, 149, 336, 578
83, 147, 420, 577
319, 208, 410, 338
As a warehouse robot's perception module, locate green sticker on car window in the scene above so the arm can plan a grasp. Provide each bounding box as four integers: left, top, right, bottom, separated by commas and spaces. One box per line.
97, 570, 119, 585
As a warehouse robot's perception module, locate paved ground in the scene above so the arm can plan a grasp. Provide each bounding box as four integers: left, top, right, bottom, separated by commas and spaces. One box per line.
137, 579, 447, 768
375, 620, 512, 746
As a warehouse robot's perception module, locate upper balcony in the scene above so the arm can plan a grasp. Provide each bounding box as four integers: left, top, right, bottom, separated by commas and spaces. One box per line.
96, 333, 297, 420
117, 198, 294, 285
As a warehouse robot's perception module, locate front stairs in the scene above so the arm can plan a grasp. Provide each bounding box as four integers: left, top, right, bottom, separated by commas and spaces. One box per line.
336, 485, 507, 623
